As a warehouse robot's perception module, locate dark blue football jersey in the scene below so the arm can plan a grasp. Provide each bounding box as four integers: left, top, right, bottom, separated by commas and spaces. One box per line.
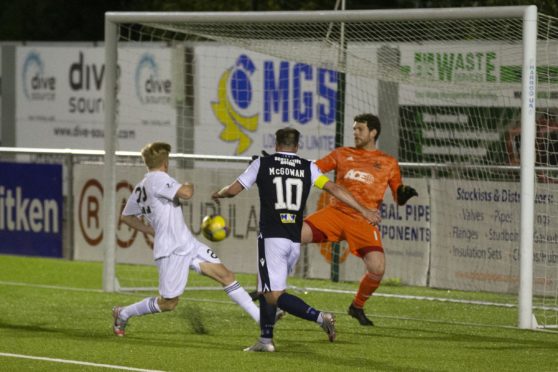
237, 151, 325, 241
255, 152, 314, 241
234, 152, 321, 242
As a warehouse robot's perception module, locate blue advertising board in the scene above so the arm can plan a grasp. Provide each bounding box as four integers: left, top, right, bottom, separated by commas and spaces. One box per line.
0, 162, 63, 257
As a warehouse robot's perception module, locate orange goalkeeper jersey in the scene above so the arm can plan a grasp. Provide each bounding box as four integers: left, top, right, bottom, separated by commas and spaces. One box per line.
315, 147, 402, 216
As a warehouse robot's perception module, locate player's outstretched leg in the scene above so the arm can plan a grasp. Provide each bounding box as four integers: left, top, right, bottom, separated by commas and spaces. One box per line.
348, 303, 374, 326
223, 280, 260, 323
111, 296, 162, 336
112, 306, 127, 337
249, 290, 260, 301
199, 262, 260, 323
276, 292, 336, 342
320, 312, 336, 342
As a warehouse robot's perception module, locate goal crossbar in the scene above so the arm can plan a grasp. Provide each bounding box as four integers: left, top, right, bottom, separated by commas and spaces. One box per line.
105, 7, 529, 24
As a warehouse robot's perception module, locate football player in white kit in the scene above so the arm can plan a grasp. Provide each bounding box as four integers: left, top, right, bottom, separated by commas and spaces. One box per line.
112, 142, 259, 336
212, 127, 380, 352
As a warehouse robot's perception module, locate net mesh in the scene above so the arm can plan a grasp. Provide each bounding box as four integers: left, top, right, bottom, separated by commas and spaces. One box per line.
108, 10, 558, 328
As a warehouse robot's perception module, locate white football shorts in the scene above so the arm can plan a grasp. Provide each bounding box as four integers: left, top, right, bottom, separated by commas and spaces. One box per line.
156, 238, 221, 298
257, 237, 300, 292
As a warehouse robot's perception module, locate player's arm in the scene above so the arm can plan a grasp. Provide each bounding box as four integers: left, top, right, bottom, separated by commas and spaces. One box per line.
321, 180, 381, 225
170, 182, 193, 205
396, 185, 418, 206
120, 191, 155, 235
212, 157, 257, 204
388, 160, 418, 206
175, 182, 193, 200
212, 180, 245, 203
120, 215, 155, 236
315, 150, 338, 173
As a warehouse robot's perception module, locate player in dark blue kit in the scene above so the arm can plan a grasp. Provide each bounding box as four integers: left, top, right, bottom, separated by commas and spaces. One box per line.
212, 127, 379, 352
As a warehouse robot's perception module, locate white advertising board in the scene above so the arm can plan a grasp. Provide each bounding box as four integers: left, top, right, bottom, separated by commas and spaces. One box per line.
73, 164, 153, 264
430, 179, 558, 295
16, 46, 176, 150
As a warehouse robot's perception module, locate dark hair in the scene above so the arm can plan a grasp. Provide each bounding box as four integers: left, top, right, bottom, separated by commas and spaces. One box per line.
354, 113, 381, 140
275, 127, 300, 147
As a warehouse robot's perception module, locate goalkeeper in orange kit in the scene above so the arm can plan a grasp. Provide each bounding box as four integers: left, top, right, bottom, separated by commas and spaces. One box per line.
302, 113, 418, 326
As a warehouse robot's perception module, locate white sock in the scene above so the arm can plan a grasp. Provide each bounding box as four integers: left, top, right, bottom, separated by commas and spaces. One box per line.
224, 281, 260, 323
259, 337, 273, 344
120, 296, 161, 321
316, 312, 324, 325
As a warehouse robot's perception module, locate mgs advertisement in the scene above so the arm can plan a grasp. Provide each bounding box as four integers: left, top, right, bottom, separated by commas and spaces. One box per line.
193, 45, 379, 160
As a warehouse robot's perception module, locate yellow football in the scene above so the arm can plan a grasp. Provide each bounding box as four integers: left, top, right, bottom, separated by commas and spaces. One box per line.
201, 214, 230, 242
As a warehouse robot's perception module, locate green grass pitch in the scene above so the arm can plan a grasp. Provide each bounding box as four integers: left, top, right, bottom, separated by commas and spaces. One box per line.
0, 254, 556, 371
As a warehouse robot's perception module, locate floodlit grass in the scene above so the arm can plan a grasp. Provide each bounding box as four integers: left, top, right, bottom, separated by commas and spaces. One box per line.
0, 254, 556, 372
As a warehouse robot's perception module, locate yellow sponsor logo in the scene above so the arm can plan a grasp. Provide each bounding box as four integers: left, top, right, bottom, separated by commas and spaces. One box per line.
211, 66, 259, 155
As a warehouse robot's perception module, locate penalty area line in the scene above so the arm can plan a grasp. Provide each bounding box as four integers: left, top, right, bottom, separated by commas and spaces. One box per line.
0, 352, 166, 372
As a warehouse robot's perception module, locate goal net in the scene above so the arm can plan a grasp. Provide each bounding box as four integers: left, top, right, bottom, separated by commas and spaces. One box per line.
103, 7, 558, 329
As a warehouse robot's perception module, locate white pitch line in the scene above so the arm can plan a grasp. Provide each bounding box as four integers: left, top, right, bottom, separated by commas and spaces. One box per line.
0, 280, 103, 293
299, 286, 558, 311
0, 352, 166, 372
3, 280, 557, 312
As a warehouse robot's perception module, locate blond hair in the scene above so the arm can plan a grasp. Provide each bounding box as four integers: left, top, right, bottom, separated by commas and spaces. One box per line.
141, 142, 171, 169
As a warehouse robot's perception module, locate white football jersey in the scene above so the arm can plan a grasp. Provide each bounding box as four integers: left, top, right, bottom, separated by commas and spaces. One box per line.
122, 171, 194, 259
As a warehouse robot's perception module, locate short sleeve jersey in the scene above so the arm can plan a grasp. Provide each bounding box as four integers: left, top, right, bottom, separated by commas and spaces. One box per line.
316, 147, 402, 215
238, 152, 326, 242
122, 171, 193, 259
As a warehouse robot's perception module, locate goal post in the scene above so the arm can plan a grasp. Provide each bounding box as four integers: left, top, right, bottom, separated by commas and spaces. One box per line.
102, 6, 557, 329
518, 5, 537, 330
103, 18, 118, 293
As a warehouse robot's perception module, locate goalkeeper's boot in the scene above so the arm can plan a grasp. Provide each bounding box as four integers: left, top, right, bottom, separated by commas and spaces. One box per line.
243, 339, 276, 352
320, 312, 336, 342
112, 306, 128, 337
348, 304, 374, 326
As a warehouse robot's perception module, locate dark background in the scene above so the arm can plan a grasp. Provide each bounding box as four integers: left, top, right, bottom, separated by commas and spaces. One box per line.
1, 0, 556, 42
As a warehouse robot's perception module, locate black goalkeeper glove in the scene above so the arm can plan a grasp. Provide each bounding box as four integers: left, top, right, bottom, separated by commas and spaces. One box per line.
396, 185, 418, 206
249, 150, 270, 164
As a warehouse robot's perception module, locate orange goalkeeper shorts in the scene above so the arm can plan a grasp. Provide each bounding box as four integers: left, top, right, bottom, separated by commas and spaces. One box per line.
305, 206, 383, 257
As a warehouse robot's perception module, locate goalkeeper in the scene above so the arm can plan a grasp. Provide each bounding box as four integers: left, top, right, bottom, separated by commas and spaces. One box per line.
302, 113, 418, 326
